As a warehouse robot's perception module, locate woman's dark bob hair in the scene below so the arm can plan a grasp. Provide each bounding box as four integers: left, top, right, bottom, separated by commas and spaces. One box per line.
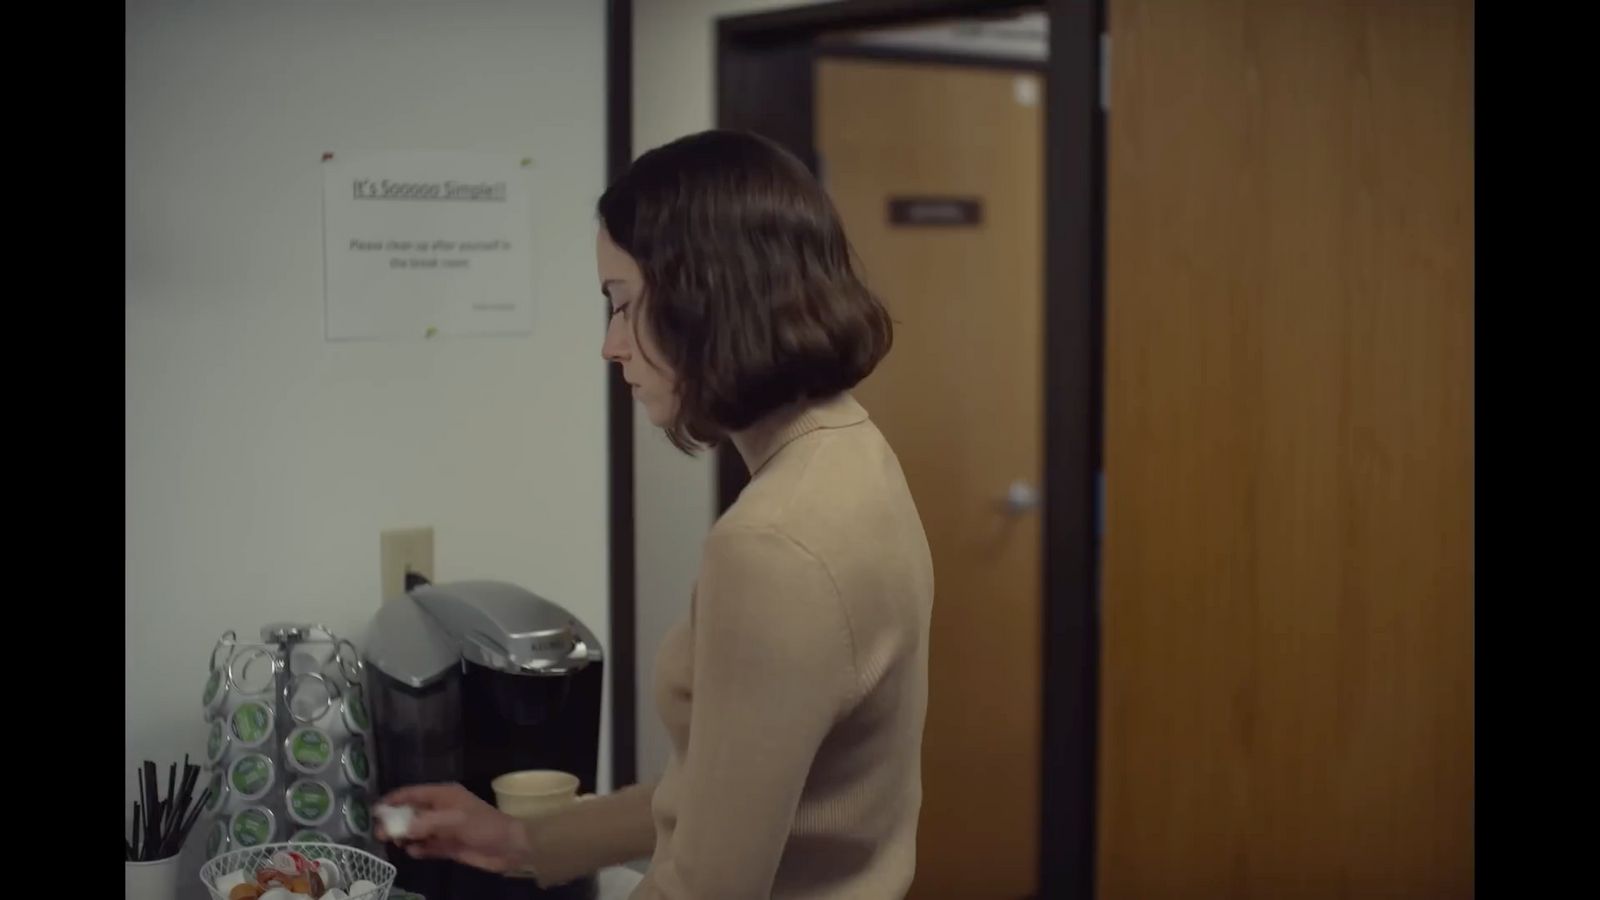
598, 129, 893, 452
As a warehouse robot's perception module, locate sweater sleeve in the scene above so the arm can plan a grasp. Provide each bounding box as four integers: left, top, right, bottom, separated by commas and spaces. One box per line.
635, 526, 860, 899
520, 781, 658, 886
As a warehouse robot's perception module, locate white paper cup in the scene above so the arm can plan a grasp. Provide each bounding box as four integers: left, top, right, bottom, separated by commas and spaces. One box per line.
491, 770, 581, 820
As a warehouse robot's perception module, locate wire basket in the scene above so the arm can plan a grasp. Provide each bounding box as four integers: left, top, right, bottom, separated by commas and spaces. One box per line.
199, 842, 396, 899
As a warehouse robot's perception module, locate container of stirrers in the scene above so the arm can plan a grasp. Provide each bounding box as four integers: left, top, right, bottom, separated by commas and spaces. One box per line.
126, 756, 211, 900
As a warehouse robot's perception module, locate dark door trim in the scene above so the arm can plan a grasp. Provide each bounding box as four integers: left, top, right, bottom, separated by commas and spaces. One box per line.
812, 41, 1047, 72
714, 2, 1104, 897
605, 0, 637, 791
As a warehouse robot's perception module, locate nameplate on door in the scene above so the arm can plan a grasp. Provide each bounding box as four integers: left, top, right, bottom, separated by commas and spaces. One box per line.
887, 197, 983, 227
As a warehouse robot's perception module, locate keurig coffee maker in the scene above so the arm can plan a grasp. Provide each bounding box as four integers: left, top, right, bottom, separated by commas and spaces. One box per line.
364, 581, 604, 900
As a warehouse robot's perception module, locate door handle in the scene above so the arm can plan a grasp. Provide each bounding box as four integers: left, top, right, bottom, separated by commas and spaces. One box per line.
999, 479, 1041, 516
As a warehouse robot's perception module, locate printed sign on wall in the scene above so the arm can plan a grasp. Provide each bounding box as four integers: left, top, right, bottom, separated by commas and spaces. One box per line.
323, 151, 535, 341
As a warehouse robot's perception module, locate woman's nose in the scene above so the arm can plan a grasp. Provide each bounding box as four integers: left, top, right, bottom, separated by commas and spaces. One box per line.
601, 316, 630, 363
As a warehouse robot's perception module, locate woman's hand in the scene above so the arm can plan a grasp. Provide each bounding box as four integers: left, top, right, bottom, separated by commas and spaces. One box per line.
375, 783, 531, 875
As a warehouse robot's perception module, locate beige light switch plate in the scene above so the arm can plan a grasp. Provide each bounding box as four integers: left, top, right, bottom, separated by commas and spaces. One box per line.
380, 527, 435, 602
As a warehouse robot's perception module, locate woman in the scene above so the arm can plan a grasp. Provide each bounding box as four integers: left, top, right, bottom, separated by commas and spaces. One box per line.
378, 130, 934, 899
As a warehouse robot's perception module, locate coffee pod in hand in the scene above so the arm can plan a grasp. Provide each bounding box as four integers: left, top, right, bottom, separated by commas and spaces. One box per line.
374, 803, 414, 839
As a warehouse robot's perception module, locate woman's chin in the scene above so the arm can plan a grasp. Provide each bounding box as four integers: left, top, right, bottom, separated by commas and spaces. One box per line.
642, 400, 674, 429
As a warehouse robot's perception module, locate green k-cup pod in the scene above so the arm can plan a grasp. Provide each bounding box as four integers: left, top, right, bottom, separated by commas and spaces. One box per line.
230, 700, 274, 748
204, 769, 228, 813
342, 689, 370, 735
342, 738, 372, 787
301, 842, 339, 867
228, 753, 275, 802
229, 806, 276, 848
202, 667, 228, 716
205, 819, 229, 858
206, 719, 230, 765
342, 793, 372, 837
286, 779, 335, 826
285, 726, 333, 775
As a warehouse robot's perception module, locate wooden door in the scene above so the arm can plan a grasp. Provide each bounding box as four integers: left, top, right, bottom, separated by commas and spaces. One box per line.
817, 56, 1046, 899
1098, 1, 1475, 896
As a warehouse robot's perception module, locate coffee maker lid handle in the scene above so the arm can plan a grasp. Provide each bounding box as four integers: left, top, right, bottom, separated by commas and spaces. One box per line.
364, 592, 460, 688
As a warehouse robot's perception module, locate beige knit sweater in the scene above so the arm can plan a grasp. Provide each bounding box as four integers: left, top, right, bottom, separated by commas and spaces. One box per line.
522, 392, 934, 898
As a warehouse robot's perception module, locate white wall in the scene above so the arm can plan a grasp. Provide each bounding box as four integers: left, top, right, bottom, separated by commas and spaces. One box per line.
629, 0, 826, 785
840, 9, 1047, 61
125, 0, 612, 866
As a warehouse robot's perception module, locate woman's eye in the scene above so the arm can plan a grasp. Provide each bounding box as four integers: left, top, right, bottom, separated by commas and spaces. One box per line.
609, 302, 631, 320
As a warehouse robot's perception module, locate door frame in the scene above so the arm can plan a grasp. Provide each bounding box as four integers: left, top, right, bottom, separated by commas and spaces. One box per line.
605, 0, 638, 790
713, 2, 1106, 898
